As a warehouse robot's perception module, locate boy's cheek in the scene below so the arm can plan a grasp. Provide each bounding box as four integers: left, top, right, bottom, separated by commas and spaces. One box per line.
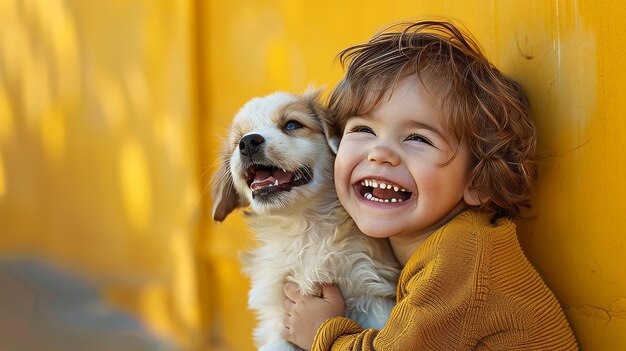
333, 163, 347, 194
333, 165, 351, 206
333, 145, 350, 179
334, 139, 362, 198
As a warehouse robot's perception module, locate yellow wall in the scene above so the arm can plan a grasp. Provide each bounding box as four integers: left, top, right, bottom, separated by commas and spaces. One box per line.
1, 0, 625, 350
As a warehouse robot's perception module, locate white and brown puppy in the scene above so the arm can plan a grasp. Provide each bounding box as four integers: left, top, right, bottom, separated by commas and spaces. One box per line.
212, 91, 399, 351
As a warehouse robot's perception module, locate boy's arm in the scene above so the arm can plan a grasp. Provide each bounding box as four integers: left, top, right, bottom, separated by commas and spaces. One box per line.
310, 294, 452, 350
309, 263, 478, 350
310, 294, 430, 351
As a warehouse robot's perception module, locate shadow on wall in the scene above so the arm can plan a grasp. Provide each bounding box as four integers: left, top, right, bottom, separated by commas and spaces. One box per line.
0, 257, 179, 351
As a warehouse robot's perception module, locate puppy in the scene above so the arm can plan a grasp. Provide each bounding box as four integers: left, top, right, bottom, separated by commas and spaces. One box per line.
212, 90, 399, 351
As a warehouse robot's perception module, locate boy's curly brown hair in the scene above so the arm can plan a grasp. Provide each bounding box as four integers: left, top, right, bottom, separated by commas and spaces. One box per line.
328, 20, 537, 218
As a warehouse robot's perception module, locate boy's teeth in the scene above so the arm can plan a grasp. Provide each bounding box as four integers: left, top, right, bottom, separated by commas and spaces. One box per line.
363, 192, 403, 203
361, 179, 410, 193
359, 180, 410, 201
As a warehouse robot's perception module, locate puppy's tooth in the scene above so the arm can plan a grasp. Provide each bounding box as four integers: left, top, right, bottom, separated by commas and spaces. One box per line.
401, 188, 407, 192
364, 193, 372, 200
274, 179, 279, 186
380, 182, 386, 189
391, 198, 397, 202
361, 180, 365, 186
384, 199, 389, 202
394, 186, 399, 191
372, 181, 378, 187
387, 184, 392, 189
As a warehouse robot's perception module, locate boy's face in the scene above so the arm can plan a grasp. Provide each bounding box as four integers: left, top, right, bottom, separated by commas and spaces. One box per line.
334, 78, 478, 241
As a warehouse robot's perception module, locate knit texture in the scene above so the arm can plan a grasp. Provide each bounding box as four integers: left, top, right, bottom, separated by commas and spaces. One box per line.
312, 209, 577, 350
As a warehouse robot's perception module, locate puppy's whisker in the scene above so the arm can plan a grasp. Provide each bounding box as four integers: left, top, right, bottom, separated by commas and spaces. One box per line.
299, 167, 314, 180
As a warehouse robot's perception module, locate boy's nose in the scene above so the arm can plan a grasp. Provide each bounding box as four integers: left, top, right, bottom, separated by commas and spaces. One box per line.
367, 144, 400, 166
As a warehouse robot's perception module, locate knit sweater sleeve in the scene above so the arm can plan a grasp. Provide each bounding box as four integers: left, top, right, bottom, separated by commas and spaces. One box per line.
311, 233, 482, 351
312, 317, 373, 350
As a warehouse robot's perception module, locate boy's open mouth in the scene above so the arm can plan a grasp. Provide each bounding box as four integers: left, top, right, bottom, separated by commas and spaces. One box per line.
357, 178, 412, 203
245, 164, 312, 198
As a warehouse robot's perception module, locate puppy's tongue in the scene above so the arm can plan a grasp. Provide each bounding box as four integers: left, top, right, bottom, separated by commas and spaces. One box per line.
250, 169, 293, 191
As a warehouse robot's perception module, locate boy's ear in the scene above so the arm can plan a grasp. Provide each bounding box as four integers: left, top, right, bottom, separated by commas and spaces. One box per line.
463, 186, 488, 207
211, 151, 244, 222
304, 86, 340, 154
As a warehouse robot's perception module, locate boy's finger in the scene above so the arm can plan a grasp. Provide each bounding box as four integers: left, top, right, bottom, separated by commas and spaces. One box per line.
283, 282, 300, 300
283, 296, 294, 312
281, 326, 292, 342
321, 284, 342, 299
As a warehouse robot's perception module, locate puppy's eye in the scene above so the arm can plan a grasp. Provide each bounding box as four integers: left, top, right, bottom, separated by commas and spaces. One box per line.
284, 120, 303, 131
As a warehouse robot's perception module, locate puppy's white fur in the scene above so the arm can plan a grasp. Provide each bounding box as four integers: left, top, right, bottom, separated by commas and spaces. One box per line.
212, 91, 399, 351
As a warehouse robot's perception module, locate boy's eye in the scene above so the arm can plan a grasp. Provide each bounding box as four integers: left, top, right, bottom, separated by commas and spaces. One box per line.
405, 133, 432, 145
284, 120, 303, 131
349, 125, 375, 135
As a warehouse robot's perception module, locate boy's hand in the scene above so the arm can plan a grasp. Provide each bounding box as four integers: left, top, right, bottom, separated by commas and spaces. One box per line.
282, 282, 345, 350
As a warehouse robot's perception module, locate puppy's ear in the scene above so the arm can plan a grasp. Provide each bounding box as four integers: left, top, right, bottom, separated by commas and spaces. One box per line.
211, 150, 242, 222
324, 125, 340, 155
304, 87, 340, 155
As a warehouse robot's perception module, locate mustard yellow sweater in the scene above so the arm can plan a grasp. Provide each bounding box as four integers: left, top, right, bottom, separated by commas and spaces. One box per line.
312, 209, 577, 350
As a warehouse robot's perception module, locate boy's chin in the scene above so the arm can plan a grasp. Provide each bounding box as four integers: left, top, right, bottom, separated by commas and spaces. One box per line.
355, 221, 398, 239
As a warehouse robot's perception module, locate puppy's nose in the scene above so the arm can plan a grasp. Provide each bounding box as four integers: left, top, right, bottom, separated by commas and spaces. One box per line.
239, 133, 265, 156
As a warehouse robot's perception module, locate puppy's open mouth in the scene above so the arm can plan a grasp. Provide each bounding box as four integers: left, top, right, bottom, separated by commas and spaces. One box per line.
245, 164, 313, 198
